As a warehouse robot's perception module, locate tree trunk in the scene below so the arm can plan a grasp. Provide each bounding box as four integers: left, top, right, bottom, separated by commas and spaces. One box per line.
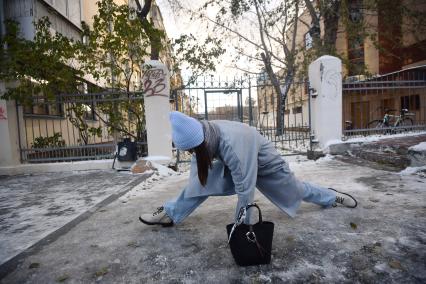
260, 52, 285, 134
322, 0, 341, 54
135, 0, 161, 60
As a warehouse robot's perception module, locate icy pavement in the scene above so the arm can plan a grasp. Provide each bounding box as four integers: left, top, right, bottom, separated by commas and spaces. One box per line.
0, 170, 150, 270
1, 156, 426, 283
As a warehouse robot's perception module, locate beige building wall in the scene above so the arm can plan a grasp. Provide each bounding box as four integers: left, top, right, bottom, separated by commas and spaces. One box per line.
82, 0, 98, 28
362, 8, 379, 75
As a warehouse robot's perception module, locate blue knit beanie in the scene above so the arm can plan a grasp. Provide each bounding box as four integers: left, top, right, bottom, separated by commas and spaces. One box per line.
169, 111, 204, 150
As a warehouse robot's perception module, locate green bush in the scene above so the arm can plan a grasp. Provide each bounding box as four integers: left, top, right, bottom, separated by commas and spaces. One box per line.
32, 132, 66, 149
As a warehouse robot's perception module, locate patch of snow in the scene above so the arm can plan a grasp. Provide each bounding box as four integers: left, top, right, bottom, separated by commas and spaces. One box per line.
399, 166, 426, 175
374, 262, 390, 273
151, 161, 176, 177
143, 155, 172, 161
119, 162, 179, 202
324, 139, 343, 148
316, 154, 335, 162
343, 131, 426, 144
409, 142, 426, 152
258, 274, 272, 283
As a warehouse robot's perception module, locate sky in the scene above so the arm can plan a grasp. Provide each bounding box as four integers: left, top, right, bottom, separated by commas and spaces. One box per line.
155, 0, 260, 79
155, 0, 258, 111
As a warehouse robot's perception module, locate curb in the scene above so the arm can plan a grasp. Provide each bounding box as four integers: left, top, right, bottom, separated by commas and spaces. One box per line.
329, 141, 425, 169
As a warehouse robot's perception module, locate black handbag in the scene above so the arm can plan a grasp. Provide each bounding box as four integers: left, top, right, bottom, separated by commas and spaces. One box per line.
226, 203, 274, 266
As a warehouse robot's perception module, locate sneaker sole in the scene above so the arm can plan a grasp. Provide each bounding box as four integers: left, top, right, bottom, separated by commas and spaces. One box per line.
329, 188, 358, 208
139, 216, 174, 227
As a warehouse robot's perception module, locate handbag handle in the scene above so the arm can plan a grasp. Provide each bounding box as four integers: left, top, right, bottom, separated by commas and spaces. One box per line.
228, 203, 263, 244
237, 203, 263, 224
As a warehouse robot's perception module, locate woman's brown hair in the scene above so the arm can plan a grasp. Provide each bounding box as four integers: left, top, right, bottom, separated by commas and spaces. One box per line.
193, 141, 212, 186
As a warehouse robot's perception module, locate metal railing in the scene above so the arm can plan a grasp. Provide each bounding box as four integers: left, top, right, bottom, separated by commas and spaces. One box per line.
17, 92, 147, 163
342, 67, 426, 139
172, 75, 312, 163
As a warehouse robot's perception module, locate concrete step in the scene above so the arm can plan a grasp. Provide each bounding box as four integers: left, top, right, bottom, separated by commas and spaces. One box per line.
354, 149, 410, 169
329, 134, 426, 169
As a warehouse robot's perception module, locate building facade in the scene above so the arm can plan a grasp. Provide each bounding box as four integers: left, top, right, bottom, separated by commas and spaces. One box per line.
257, 0, 426, 132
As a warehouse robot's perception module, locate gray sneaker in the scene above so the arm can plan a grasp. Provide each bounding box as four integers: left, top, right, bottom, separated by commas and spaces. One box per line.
139, 206, 174, 227
329, 188, 358, 208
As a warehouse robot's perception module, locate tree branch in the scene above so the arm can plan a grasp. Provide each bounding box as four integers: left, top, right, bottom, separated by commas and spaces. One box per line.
135, 0, 152, 19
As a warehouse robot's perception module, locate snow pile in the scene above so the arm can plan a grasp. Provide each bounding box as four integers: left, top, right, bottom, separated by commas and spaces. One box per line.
324, 139, 343, 148
343, 131, 426, 144
176, 161, 191, 173
119, 161, 178, 201
409, 142, 426, 152
155, 162, 177, 176
316, 154, 335, 162
399, 165, 426, 176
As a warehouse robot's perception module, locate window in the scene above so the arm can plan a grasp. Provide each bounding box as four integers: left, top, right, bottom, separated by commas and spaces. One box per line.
82, 82, 104, 121
24, 96, 63, 117
304, 32, 313, 50
401, 95, 420, 111
292, 106, 302, 114
264, 94, 268, 112
82, 104, 96, 121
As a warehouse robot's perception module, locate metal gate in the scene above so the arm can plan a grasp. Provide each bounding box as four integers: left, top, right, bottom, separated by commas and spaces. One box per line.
171, 75, 311, 161
16, 91, 148, 163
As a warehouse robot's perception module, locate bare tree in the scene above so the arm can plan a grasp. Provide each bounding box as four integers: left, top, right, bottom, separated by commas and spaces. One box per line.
135, 0, 163, 60
166, 0, 302, 133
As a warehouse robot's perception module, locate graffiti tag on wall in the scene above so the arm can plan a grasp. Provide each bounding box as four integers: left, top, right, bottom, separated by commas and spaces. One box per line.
0, 105, 7, 120
142, 69, 167, 98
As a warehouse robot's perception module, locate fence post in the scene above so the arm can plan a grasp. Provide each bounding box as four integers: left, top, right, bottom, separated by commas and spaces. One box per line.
142, 60, 172, 163
308, 55, 342, 150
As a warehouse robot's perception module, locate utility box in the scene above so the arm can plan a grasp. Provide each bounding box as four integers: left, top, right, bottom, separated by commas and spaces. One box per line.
117, 138, 137, 162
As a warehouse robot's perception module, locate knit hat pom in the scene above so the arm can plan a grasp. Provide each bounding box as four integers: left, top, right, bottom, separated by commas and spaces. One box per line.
169, 111, 204, 150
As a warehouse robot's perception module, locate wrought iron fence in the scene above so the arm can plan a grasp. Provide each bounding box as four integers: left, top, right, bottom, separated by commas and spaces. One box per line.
171, 75, 312, 163
17, 91, 147, 163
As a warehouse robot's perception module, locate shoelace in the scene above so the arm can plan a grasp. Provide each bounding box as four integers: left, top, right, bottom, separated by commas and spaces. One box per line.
335, 196, 345, 204
152, 206, 164, 216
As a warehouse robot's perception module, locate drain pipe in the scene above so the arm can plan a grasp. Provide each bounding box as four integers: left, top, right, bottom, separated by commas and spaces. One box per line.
308, 83, 313, 153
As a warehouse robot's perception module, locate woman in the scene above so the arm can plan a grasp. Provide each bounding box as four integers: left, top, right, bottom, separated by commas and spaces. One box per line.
139, 111, 356, 227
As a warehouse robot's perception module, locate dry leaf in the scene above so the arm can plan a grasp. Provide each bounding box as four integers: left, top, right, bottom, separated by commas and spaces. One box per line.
389, 260, 403, 270
56, 274, 69, 282
29, 262, 40, 269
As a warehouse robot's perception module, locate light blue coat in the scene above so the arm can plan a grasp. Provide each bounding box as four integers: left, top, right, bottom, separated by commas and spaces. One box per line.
183, 120, 304, 219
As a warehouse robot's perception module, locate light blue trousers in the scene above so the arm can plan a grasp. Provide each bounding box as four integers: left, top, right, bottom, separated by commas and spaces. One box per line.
164, 168, 336, 224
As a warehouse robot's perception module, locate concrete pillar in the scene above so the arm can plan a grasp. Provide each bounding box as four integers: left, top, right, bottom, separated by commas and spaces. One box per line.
308, 55, 342, 149
142, 60, 172, 163
0, 83, 22, 166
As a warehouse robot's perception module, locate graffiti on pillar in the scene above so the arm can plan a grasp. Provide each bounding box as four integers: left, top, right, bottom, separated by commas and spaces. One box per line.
0, 105, 7, 120
142, 69, 167, 98
322, 69, 341, 101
